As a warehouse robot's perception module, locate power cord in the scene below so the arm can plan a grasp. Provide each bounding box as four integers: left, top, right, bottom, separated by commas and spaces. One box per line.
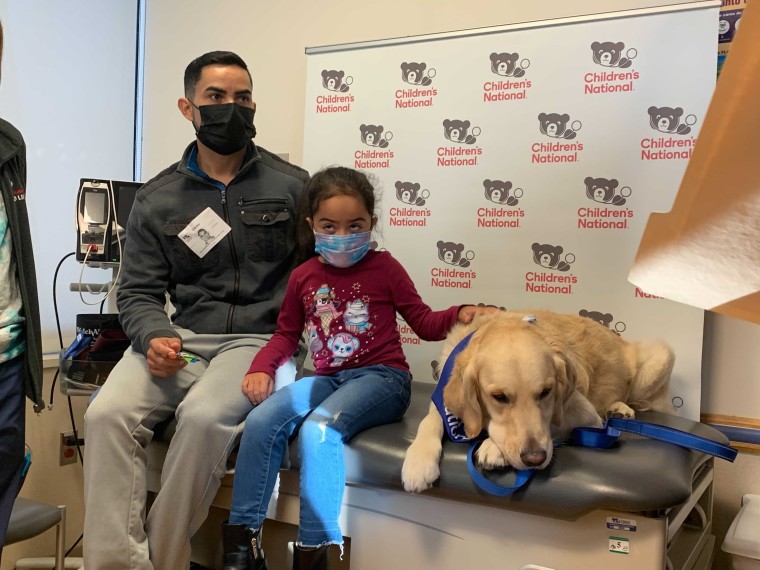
48, 252, 76, 409
49, 250, 89, 555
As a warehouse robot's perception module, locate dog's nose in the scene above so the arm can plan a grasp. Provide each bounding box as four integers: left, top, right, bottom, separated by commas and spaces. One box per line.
520, 449, 547, 468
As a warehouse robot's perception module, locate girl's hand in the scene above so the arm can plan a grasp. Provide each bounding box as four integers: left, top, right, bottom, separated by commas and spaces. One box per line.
242, 372, 275, 405
457, 304, 501, 324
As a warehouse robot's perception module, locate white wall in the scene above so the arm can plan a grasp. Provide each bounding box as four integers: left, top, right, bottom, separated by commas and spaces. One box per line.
0, 0, 137, 355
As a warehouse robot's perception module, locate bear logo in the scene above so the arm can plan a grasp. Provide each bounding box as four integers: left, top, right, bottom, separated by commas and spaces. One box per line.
483, 179, 521, 206
400, 62, 435, 86
442, 119, 479, 145
359, 124, 391, 148
578, 309, 626, 335
321, 69, 351, 92
436, 240, 475, 268
538, 113, 581, 140
583, 177, 631, 206
647, 106, 696, 135
489, 52, 529, 77
531, 242, 574, 272
395, 181, 429, 207
590, 42, 637, 68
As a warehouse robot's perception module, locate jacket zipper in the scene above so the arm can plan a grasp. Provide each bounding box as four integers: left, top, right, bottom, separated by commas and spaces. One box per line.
221, 187, 240, 333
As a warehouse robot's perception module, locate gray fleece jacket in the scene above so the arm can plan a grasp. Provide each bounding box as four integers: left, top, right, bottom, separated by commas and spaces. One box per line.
117, 141, 309, 355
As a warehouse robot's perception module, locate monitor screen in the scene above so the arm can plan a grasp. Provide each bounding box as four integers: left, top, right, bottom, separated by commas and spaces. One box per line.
112, 180, 142, 230
82, 191, 107, 225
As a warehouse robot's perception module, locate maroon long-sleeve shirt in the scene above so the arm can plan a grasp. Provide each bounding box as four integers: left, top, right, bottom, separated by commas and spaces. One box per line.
248, 250, 460, 377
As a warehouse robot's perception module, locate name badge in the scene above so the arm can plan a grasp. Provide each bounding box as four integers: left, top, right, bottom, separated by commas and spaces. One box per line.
178, 207, 231, 258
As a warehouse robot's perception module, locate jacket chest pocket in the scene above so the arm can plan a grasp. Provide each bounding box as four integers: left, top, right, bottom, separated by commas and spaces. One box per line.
239, 201, 293, 262
162, 220, 220, 274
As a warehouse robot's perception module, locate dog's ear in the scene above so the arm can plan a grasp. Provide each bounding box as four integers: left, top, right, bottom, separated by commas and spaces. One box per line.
443, 345, 484, 438
551, 352, 575, 427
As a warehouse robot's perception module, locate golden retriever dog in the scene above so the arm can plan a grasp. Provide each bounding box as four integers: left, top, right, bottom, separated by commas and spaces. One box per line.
401, 310, 675, 493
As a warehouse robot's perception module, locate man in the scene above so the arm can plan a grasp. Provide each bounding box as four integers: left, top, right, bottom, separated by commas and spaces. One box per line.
83, 51, 309, 570
0, 19, 45, 560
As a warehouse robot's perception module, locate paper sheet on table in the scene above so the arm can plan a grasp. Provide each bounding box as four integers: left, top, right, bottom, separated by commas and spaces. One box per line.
629, 0, 760, 325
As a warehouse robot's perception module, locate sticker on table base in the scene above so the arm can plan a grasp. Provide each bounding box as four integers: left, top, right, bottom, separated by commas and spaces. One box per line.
609, 536, 631, 555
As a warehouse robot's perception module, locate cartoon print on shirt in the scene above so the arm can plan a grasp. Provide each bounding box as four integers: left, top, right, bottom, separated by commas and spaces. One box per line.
306, 324, 324, 354
327, 333, 360, 367
313, 283, 342, 335
344, 299, 373, 334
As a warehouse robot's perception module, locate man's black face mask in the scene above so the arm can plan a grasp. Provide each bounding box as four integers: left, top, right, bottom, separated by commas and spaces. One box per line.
192, 102, 256, 155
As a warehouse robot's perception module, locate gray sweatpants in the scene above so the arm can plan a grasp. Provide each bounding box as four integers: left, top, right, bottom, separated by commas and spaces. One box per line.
82, 328, 298, 570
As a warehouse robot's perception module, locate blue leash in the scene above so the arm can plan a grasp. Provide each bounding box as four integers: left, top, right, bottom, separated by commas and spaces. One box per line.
432, 320, 738, 496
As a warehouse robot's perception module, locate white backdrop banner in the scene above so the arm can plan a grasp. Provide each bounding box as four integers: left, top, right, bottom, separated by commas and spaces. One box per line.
302, 2, 719, 420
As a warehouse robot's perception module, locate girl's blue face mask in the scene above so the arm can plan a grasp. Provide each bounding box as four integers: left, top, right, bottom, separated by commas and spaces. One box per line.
314, 231, 371, 268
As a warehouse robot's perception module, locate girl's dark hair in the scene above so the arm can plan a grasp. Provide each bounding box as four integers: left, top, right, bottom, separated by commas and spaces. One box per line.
296, 166, 376, 263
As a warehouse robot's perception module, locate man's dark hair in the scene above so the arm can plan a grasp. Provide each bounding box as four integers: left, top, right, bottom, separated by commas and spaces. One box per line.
184, 51, 252, 98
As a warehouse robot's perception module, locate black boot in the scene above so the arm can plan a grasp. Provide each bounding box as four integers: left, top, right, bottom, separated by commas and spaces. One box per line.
292, 544, 330, 570
221, 521, 267, 570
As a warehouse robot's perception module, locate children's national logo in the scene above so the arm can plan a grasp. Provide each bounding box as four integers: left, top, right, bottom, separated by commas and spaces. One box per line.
526, 242, 577, 294
321, 69, 353, 92
443, 119, 480, 145
641, 106, 697, 161
538, 113, 581, 140
437, 119, 483, 167
484, 179, 521, 206
401, 62, 436, 86
490, 52, 530, 77
356, 124, 394, 169
647, 106, 696, 135
360, 124, 393, 148
532, 242, 574, 272
432, 240, 476, 289
436, 240, 474, 267
316, 69, 354, 113
484, 52, 532, 102
532, 113, 583, 163
395, 181, 429, 206
579, 177, 633, 230
397, 62, 438, 108
584, 177, 631, 206
390, 181, 431, 228
478, 179, 524, 229
585, 42, 640, 95
590, 42, 637, 68
578, 309, 626, 335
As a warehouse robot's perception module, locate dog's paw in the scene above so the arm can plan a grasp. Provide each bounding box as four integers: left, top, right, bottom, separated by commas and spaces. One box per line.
606, 401, 635, 419
475, 438, 507, 469
401, 441, 442, 493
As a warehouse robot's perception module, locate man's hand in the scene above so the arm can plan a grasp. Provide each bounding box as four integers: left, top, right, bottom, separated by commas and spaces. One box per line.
147, 337, 186, 377
457, 304, 501, 325
242, 372, 274, 405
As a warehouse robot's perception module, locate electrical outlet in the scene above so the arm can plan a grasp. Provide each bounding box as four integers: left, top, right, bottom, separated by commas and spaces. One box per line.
59, 431, 78, 466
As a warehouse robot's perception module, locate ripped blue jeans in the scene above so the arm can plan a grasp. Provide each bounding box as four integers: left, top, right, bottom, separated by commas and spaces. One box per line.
229, 365, 412, 546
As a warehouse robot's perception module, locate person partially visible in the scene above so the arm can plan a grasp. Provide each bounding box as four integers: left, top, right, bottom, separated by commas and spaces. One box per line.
221, 166, 494, 570
82, 51, 309, 570
0, 18, 45, 559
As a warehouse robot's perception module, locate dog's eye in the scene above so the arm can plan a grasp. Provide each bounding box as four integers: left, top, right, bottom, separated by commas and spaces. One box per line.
492, 392, 510, 404
539, 387, 552, 400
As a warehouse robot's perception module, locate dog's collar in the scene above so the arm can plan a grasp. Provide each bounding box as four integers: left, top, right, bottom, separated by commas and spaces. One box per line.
432, 314, 538, 443
432, 332, 477, 443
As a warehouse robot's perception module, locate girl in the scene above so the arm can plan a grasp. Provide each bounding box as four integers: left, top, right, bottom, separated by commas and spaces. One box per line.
222, 166, 489, 570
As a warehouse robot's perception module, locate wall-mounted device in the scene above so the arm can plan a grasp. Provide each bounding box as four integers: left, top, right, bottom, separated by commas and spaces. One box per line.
75, 178, 142, 264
